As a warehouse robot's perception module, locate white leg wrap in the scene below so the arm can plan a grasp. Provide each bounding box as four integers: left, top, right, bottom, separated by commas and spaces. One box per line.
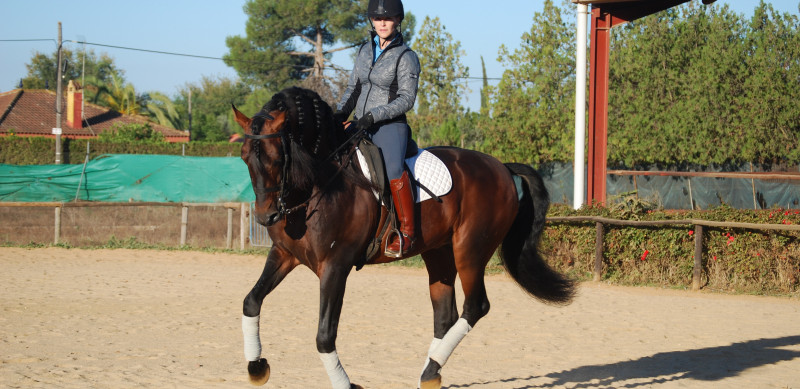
242, 315, 262, 362
319, 350, 351, 389
429, 318, 472, 367
419, 338, 443, 386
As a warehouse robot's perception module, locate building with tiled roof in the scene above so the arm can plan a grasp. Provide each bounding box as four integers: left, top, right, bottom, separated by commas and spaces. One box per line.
0, 81, 189, 143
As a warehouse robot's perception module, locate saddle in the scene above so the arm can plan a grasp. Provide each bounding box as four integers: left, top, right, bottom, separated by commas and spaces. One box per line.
354, 138, 452, 269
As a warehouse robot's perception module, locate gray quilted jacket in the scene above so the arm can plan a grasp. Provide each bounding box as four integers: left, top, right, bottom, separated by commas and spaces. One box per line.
337, 32, 420, 124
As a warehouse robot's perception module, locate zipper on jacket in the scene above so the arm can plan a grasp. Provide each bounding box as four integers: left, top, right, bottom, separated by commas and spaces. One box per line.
360, 36, 403, 118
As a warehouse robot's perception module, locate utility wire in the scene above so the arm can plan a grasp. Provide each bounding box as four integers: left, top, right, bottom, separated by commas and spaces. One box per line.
0, 38, 56, 43
9, 38, 504, 81
66, 40, 310, 70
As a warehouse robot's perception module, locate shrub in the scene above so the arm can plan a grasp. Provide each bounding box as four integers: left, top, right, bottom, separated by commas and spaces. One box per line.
543, 204, 800, 296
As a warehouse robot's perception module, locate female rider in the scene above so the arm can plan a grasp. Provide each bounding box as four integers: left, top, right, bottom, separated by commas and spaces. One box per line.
335, 0, 420, 258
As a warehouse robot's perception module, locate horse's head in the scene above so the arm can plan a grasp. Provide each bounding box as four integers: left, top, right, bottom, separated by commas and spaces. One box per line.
234, 87, 343, 227
233, 102, 289, 226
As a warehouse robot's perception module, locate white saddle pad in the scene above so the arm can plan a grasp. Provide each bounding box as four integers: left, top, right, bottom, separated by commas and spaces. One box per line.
356, 148, 453, 203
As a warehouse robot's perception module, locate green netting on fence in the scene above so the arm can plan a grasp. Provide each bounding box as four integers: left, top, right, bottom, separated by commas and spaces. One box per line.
0, 154, 255, 203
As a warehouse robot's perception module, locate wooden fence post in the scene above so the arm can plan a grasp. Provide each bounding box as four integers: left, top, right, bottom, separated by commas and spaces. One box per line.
240, 203, 247, 251
594, 222, 604, 281
693, 224, 704, 290
54, 205, 62, 244
226, 207, 233, 249
180, 205, 188, 246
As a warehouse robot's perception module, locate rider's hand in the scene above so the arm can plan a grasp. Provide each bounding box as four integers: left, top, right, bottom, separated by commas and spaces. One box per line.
355, 112, 374, 132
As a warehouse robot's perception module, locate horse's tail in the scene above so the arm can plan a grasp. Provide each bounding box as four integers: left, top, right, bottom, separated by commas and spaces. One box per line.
500, 163, 575, 305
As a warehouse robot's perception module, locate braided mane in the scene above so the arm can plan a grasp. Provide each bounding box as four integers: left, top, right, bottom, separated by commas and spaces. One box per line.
253, 87, 347, 194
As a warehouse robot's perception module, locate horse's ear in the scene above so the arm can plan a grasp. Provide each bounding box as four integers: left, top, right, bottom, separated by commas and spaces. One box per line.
232, 104, 252, 134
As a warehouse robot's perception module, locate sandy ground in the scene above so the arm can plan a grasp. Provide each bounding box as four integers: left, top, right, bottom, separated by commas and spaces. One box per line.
1, 247, 799, 389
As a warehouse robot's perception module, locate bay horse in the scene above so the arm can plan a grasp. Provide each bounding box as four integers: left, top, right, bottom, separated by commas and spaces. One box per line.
233, 87, 575, 389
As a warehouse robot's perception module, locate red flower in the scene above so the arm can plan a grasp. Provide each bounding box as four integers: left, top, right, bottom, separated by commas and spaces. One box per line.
713, 255, 717, 261
688, 230, 694, 236
640, 250, 649, 261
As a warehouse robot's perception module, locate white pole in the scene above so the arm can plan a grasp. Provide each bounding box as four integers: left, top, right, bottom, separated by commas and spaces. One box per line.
573, 3, 589, 210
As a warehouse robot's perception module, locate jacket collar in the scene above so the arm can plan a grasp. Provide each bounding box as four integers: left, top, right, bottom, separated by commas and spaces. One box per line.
369, 30, 404, 50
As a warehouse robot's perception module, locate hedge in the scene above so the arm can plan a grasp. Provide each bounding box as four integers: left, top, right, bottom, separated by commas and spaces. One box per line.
0, 136, 242, 165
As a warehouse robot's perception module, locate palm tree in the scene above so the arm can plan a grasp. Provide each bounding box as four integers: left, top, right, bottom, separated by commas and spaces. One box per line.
142, 91, 183, 130
102, 74, 140, 115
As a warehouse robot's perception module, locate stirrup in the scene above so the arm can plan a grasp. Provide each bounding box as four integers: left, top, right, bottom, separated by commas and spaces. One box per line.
384, 228, 405, 258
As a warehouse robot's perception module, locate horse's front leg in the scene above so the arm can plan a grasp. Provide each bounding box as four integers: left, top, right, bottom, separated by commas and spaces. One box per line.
316, 263, 363, 389
242, 246, 297, 386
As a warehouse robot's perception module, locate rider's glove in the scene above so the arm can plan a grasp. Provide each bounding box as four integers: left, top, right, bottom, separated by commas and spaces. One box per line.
355, 112, 375, 132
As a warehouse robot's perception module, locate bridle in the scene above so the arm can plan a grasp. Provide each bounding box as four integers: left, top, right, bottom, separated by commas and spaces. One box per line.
244, 112, 293, 224
244, 109, 368, 226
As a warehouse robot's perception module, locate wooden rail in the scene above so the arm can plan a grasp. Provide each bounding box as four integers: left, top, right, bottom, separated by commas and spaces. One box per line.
547, 216, 800, 290
0, 201, 249, 249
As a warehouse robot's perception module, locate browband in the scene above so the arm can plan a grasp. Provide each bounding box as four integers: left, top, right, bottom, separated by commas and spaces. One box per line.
245, 132, 283, 140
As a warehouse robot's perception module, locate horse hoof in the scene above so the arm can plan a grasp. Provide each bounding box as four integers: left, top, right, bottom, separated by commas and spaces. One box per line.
247, 358, 270, 386
420, 374, 442, 389
351, 384, 365, 389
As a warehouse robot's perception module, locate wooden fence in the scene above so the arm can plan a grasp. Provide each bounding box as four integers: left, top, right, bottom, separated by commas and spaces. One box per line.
0, 201, 250, 250
547, 216, 800, 290
3, 202, 798, 290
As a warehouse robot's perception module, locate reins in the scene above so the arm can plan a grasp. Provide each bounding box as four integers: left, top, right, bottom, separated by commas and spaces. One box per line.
279, 128, 367, 216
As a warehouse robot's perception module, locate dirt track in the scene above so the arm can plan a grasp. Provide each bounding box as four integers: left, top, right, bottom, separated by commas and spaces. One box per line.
1, 247, 799, 388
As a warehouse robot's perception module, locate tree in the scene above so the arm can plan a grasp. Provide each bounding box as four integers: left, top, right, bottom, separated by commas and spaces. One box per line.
22, 48, 123, 105
409, 16, 469, 147
174, 76, 252, 142
480, 56, 489, 114
607, 1, 800, 167
99, 74, 140, 115
483, 0, 576, 164
740, 1, 800, 165
141, 92, 183, 130
224, 0, 415, 103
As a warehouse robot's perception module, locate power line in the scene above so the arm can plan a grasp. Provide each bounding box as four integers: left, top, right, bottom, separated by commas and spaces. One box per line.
65, 40, 311, 70
10, 38, 504, 81
1, 38, 56, 43
66, 40, 506, 80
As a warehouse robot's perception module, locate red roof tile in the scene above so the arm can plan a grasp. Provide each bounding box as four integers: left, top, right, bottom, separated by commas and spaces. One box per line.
0, 89, 188, 142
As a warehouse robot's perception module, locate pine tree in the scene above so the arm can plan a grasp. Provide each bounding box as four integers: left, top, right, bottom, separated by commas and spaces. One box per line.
410, 16, 469, 147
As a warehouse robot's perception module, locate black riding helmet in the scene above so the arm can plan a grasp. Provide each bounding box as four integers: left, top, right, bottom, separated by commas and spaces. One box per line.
368, 0, 404, 22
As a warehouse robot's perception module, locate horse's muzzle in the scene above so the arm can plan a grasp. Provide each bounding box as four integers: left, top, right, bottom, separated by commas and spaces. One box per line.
256, 211, 282, 227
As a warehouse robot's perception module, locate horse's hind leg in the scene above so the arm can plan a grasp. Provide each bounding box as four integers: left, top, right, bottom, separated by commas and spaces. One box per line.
420, 247, 459, 388
242, 247, 297, 386
420, 245, 493, 389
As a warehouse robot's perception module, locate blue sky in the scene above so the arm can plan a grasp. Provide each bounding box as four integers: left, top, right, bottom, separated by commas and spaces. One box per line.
1, 0, 798, 113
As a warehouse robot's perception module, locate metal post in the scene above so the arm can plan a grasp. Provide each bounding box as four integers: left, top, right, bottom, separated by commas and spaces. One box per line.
74, 142, 90, 201
587, 7, 611, 206
573, 3, 589, 209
